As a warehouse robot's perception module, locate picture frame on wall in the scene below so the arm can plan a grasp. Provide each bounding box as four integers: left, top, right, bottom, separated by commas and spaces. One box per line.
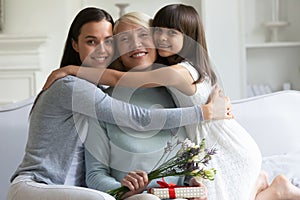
0, 0, 3, 32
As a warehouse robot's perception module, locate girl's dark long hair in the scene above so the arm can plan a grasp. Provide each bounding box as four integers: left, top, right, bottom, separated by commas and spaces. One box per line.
152, 4, 216, 85
31, 7, 114, 114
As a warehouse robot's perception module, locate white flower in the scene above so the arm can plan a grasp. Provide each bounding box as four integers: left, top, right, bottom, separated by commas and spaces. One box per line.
182, 138, 195, 149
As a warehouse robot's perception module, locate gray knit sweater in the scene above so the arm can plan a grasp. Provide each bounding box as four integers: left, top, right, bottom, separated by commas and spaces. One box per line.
11, 76, 202, 185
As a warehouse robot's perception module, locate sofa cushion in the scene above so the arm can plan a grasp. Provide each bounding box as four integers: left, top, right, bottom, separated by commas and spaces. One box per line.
232, 90, 300, 156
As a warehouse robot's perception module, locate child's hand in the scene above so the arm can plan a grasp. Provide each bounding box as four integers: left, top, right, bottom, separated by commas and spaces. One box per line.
202, 84, 233, 121
121, 170, 149, 199
189, 177, 207, 200
42, 65, 78, 90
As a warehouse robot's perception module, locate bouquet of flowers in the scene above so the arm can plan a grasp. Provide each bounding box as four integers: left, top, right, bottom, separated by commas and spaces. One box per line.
107, 138, 217, 200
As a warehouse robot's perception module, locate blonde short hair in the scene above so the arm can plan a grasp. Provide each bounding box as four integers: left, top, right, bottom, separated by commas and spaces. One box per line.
113, 12, 153, 34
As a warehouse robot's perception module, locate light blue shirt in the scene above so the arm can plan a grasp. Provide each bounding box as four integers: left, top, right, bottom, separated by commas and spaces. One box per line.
85, 86, 187, 192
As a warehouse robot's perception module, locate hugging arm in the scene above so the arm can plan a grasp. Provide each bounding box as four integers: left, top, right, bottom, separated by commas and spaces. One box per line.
43, 66, 123, 90
56, 76, 203, 131
43, 65, 193, 95
44, 66, 232, 122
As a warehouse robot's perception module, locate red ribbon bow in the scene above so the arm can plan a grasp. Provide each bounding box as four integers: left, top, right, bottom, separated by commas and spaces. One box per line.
156, 178, 178, 199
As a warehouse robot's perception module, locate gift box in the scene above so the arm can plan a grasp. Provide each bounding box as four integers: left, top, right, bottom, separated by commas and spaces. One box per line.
148, 186, 205, 199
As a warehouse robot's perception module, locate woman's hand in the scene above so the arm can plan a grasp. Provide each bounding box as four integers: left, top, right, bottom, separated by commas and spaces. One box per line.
189, 177, 207, 200
42, 65, 79, 90
120, 170, 149, 199
201, 84, 233, 121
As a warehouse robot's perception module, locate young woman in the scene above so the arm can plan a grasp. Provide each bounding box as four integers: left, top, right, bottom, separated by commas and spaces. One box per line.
6, 7, 226, 200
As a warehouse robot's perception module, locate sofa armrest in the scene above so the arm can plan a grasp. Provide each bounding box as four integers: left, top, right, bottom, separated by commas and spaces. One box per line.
0, 96, 35, 200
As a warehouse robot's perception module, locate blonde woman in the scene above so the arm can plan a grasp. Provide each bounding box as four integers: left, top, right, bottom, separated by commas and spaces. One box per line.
84, 12, 208, 200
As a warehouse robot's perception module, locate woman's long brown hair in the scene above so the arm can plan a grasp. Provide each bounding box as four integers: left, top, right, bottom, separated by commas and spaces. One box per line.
30, 7, 114, 114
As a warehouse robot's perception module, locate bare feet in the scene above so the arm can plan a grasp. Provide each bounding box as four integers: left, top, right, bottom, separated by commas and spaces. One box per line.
256, 174, 300, 200
257, 171, 269, 194
249, 171, 269, 200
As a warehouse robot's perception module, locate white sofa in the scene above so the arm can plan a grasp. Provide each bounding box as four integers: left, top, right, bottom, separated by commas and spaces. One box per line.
1, 90, 300, 199
0, 96, 35, 200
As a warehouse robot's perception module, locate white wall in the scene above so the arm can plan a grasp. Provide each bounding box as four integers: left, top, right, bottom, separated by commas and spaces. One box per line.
82, 0, 201, 20
3, 0, 82, 91
1, 0, 243, 100
201, 0, 243, 99
242, 0, 300, 95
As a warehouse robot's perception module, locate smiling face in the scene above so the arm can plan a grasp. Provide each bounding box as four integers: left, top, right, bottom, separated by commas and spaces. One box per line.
153, 27, 184, 58
114, 21, 156, 71
72, 20, 114, 68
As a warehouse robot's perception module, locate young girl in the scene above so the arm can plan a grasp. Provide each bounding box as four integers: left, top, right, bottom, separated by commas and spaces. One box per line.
151, 4, 300, 200
151, 4, 261, 200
